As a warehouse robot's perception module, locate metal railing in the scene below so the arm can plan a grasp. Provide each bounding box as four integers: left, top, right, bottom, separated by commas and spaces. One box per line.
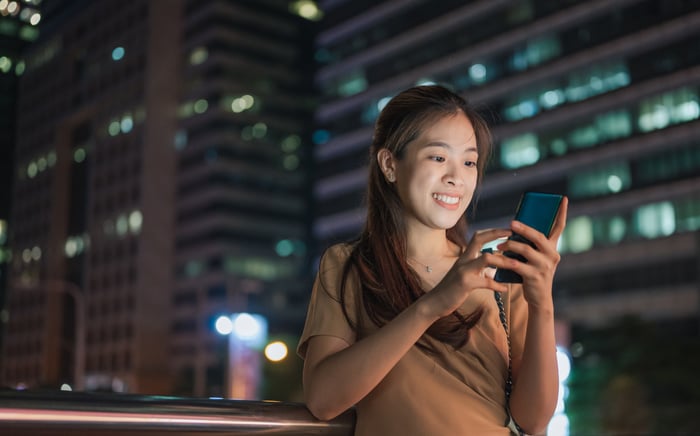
0, 390, 355, 435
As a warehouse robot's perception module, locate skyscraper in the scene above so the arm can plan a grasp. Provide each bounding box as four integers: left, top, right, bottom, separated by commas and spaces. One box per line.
1, 0, 316, 398
0, 0, 42, 384
171, 0, 316, 397
312, 0, 700, 332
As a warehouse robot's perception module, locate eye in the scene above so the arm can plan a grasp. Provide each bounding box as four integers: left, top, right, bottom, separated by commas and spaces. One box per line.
465, 160, 477, 167
429, 155, 445, 163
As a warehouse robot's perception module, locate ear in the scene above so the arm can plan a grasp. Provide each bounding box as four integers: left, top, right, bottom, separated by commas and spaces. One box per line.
377, 149, 397, 182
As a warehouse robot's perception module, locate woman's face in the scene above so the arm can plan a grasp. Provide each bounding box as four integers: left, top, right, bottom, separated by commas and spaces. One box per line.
384, 112, 479, 233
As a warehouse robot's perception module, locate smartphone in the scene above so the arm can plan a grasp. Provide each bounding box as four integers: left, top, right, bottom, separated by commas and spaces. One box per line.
494, 192, 563, 283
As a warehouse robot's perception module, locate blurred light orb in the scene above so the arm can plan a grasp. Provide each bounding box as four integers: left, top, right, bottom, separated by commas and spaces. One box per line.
264, 341, 288, 362
215, 315, 233, 335
556, 346, 572, 382
112, 46, 125, 61
233, 313, 261, 340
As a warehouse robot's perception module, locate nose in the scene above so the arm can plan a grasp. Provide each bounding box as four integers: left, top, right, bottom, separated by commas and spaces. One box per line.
443, 162, 464, 186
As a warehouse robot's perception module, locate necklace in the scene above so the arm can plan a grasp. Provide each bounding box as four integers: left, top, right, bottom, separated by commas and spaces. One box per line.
409, 258, 433, 273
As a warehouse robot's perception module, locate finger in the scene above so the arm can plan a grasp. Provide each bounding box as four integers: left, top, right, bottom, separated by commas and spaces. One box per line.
479, 252, 518, 271
465, 228, 512, 258
510, 220, 549, 249
484, 277, 509, 293
549, 196, 569, 240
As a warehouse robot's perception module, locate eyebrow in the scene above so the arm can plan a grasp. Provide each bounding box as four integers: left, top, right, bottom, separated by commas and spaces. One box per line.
423, 141, 479, 153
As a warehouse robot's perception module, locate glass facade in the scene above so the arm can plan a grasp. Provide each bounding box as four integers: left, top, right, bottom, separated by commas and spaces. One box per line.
314, 2, 700, 430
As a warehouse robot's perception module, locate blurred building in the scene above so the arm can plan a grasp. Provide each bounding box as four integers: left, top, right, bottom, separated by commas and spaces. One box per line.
1, 0, 316, 397
312, 0, 700, 333
0, 0, 42, 381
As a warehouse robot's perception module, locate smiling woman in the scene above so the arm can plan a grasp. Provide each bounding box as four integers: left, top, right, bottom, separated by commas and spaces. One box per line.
297, 85, 568, 435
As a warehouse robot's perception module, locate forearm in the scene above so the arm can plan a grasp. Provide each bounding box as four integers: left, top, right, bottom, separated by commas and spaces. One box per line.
304, 299, 436, 420
509, 304, 559, 434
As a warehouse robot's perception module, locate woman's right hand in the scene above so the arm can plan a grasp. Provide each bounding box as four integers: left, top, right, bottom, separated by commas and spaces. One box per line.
419, 228, 513, 320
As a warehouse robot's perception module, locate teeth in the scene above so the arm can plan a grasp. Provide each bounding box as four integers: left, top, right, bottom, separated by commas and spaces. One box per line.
433, 193, 459, 204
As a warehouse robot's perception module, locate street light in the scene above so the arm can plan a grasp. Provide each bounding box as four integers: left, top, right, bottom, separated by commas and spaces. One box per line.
215, 313, 268, 399
11, 279, 85, 391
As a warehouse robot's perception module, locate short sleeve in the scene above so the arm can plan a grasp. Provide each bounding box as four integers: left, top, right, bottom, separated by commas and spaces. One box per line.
297, 244, 359, 359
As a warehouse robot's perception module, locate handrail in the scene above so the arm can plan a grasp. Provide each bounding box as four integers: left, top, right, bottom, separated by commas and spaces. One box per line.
0, 390, 355, 435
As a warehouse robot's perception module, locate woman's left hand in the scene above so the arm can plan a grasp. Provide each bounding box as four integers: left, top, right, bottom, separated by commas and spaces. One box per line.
497, 197, 568, 310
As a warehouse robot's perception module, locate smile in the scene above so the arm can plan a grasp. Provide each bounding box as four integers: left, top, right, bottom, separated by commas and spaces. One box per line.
432, 193, 460, 205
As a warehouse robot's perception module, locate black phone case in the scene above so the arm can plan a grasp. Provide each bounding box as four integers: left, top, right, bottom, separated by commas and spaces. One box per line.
494, 192, 563, 283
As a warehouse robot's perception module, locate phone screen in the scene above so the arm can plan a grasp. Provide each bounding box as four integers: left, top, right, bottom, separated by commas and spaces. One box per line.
494, 192, 563, 283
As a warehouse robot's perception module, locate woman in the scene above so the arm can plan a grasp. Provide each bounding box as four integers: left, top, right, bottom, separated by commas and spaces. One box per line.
298, 85, 568, 435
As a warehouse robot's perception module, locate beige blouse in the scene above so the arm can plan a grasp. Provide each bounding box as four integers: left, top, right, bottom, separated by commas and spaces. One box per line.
298, 243, 529, 435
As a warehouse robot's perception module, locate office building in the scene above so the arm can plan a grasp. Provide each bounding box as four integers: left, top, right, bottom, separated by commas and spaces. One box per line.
312, 0, 700, 332
2, 0, 316, 398
0, 0, 42, 382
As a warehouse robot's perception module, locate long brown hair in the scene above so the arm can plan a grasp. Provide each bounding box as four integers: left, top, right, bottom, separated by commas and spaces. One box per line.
339, 85, 493, 349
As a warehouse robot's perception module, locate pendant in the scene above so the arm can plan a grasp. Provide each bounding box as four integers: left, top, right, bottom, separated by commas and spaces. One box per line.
426, 266, 432, 273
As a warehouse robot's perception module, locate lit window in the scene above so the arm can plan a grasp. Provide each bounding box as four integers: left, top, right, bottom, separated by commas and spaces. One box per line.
568, 125, 598, 149
189, 47, 208, 65
65, 239, 78, 258
116, 215, 128, 236
635, 202, 675, 239
415, 78, 436, 86
112, 46, 125, 61
337, 71, 367, 97
469, 64, 487, 83
563, 216, 593, 253
73, 148, 86, 163
275, 239, 294, 257
501, 133, 540, 169
184, 260, 204, 278
108, 120, 120, 136
230, 94, 255, 113
193, 99, 208, 114
569, 162, 630, 198
377, 97, 392, 111
540, 89, 564, 109
289, 0, 323, 21
0, 56, 11, 73
312, 130, 330, 145
607, 216, 627, 243
27, 161, 37, 178
15, 60, 25, 75
281, 135, 301, 152
252, 122, 267, 138
128, 210, 142, 234
179, 101, 194, 118
174, 130, 187, 150
47, 151, 57, 167
120, 115, 133, 133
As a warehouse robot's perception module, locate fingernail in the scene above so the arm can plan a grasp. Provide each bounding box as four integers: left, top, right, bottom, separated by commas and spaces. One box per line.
511, 221, 521, 230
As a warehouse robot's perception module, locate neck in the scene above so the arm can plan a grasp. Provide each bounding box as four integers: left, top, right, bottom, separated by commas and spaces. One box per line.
406, 225, 455, 261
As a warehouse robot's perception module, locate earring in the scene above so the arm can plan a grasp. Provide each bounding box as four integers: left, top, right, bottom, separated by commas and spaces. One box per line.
387, 173, 395, 182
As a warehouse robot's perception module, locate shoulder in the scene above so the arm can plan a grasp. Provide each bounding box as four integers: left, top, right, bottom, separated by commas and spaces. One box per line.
320, 242, 354, 268
316, 242, 358, 299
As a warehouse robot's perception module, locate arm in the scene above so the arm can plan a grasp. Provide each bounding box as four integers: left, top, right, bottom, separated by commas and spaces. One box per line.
498, 197, 568, 434
303, 230, 513, 421
303, 298, 435, 420
509, 300, 558, 434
